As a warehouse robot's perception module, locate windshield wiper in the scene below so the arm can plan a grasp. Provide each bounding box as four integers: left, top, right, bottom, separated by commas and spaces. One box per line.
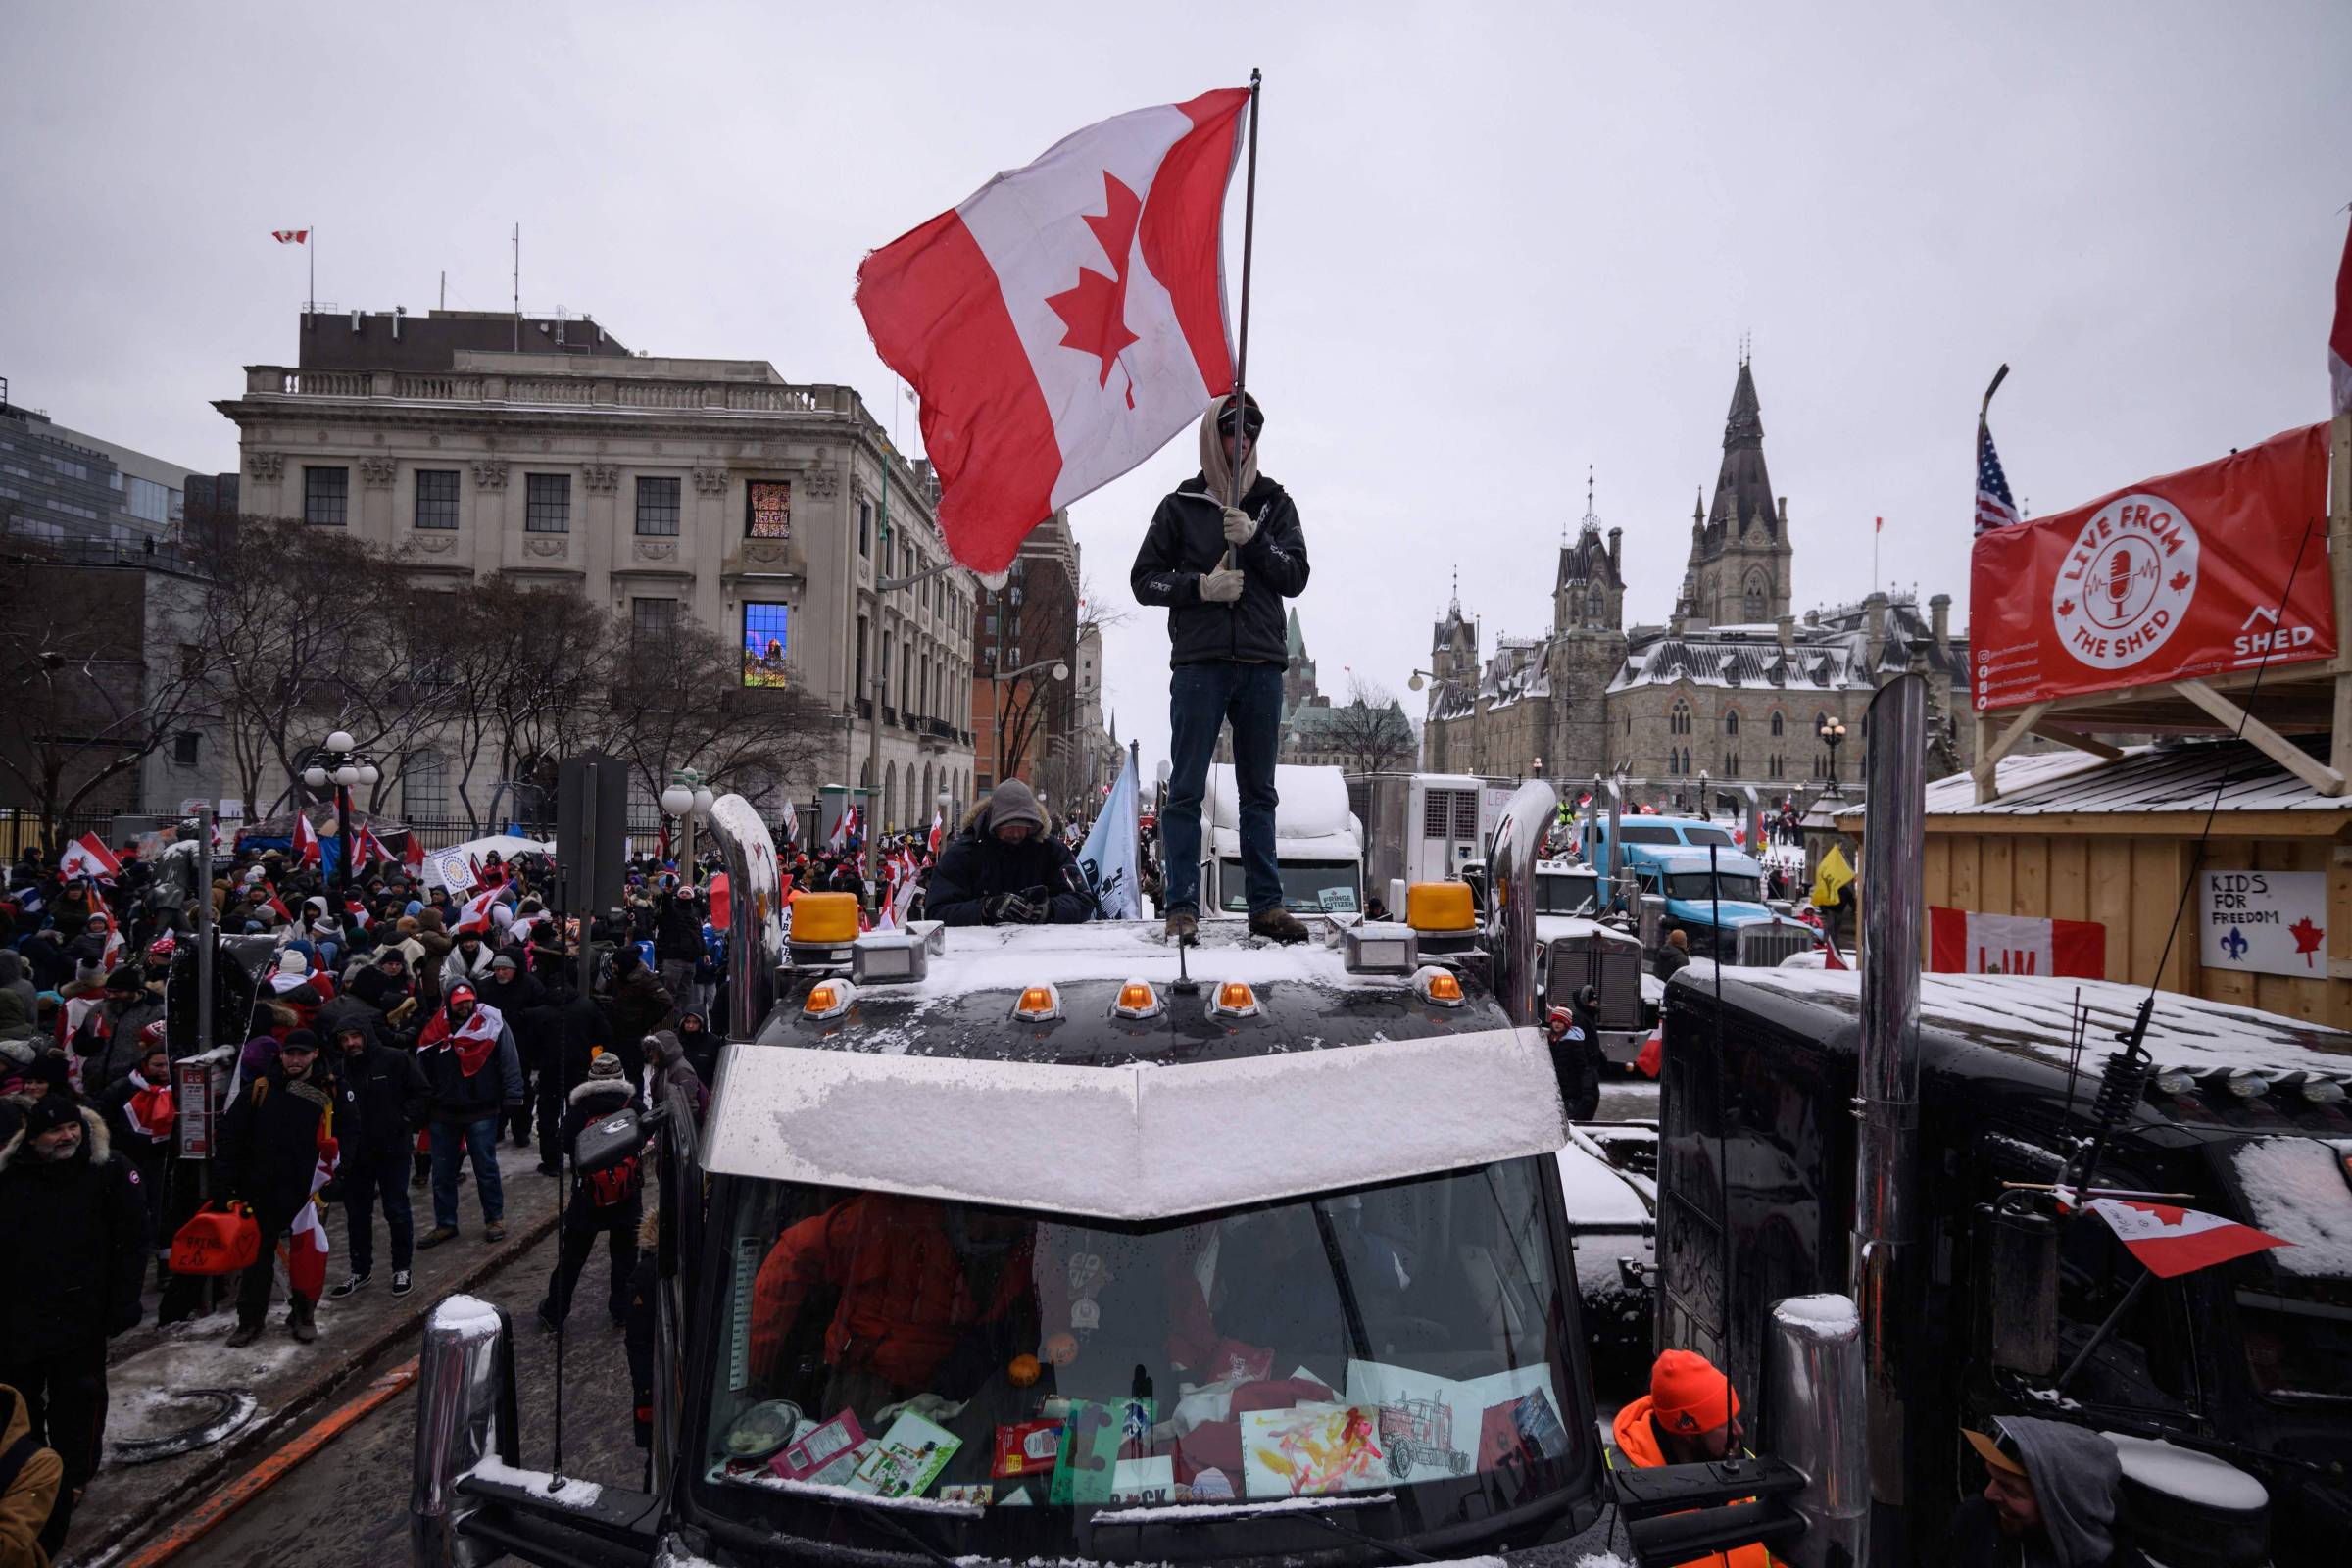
1098, 1493, 1445, 1566
749, 1479, 973, 1568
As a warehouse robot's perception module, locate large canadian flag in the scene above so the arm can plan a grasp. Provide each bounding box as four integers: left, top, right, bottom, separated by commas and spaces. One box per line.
2083, 1198, 2288, 1278
57, 833, 122, 883
1929, 906, 2105, 979
858, 88, 1250, 573
293, 808, 322, 869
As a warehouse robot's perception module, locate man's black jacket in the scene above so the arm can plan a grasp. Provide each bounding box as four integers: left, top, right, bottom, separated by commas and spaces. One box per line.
928, 821, 1092, 927
1130, 473, 1309, 667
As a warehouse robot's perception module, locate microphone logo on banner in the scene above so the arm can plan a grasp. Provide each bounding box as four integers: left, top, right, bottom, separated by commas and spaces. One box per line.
2050, 491, 2199, 671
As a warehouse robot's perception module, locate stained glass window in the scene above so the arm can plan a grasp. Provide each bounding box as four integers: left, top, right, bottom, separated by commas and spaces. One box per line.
743, 602, 790, 688
747, 480, 791, 539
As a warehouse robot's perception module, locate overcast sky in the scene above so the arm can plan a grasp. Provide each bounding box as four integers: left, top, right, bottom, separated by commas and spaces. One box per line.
6, 2, 2347, 775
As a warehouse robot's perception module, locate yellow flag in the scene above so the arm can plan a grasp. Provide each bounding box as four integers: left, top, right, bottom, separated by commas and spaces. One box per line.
1811, 844, 1855, 907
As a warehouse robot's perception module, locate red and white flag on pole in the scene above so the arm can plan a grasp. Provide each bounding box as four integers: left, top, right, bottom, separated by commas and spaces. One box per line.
402, 831, 424, 875
271, 229, 310, 244
293, 809, 322, 869
2082, 1198, 2288, 1278
455, 886, 502, 934
857, 88, 1251, 572
57, 833, 122, 882
284, 1124, 340, 1301
1930, 906, 2106, 978
2331, 210, 2352, 417
828, 804, 859, 855
929, 807, 945, 858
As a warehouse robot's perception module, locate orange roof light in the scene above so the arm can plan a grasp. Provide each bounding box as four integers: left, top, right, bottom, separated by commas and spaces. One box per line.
1405, 881, 1476, 933
791, 892, 861, 945
1208, 980, 1261, 1019
1013, 984, 1062, 1022
1112, 980, 1162, 1020
803, 979, 856, 1020
1411, 965, 1465, 1007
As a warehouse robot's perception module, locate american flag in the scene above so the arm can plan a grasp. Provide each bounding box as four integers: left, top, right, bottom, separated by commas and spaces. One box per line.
1974, 418, 2021, 535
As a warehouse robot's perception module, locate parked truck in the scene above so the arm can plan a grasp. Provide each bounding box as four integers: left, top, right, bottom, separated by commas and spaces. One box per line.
1585, 810, 1815, 968
1196, 760, 1365, 916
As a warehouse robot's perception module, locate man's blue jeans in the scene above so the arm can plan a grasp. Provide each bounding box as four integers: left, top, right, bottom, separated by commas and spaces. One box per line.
1162, 662, 1284, 917
429, 1116, 506, 1231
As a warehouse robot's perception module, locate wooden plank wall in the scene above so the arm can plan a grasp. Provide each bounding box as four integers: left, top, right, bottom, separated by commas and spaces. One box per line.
1922, 828, 2350, 1031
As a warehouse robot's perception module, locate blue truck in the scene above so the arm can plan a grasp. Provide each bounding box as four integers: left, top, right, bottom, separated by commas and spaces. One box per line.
1586, 814, 1816, 967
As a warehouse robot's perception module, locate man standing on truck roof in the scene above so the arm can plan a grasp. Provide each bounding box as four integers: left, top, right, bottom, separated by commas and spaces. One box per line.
1605, 1348, 1768, 1568
1130, 393, 1312, 946
1951, 1417, 2153, 1568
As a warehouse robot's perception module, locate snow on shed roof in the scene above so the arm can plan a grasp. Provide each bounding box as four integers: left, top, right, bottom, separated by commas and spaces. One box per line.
1701, 966, 2352, 1078
1837, 736, 2346, 820
703, 1027, 1566, 1221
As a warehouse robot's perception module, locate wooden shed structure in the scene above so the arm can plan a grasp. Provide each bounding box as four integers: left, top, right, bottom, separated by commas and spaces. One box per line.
1839, 736, 2351, 1029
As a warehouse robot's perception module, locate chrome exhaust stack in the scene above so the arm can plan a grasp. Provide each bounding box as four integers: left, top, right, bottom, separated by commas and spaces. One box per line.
1851, 673, 1928, 1540
702, 792, 784, 1042
410, 1295, 516, 1568
1763, 1294, 1870, 1567
1483, 778, 1559, 1029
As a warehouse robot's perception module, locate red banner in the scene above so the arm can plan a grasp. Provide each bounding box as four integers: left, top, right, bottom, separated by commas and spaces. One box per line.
1929, 906, 2105, 978
1970, 422, 2334, 709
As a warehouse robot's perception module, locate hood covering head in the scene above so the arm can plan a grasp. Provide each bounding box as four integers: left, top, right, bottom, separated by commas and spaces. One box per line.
0, 951, 21, 984
643, 1029, 683, 1065
2002, 1416, 2122, 1567
984, 778, 1048, 838
1198, 393, 1262, 500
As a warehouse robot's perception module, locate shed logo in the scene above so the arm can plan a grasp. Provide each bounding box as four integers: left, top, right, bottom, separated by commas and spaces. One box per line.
2050, 491, 2199, 671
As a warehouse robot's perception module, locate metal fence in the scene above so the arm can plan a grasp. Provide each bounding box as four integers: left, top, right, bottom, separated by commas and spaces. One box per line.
0, 809, 119, 862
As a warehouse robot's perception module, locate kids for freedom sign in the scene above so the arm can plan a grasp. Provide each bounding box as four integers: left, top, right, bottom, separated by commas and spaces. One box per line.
1970, 423, 2334, 710
2201, 869, 2328, 979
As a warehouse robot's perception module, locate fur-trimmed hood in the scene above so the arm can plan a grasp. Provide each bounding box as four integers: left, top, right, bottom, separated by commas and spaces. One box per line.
0, 1102, 110, 1174
568, 1077, 635, 1112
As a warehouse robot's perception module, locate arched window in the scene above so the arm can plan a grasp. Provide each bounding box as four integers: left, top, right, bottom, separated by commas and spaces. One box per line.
1770, 710, 1784, 738
1725, 710, 1740, 737
1670, 700, 1690, 736
884, 761, 897, 831
1742, 574, 1767, 622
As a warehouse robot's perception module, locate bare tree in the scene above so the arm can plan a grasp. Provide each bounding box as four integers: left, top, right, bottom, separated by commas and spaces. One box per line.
0, 556, 217, 846
1326, 676, 1417, 775
993, 569, 1123, 793
585, 614, 836, 809
431, 575, 618, 830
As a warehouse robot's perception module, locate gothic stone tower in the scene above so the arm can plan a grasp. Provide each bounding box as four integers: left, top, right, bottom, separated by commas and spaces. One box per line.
1547, 478, 1628, 781
1685, 359, 1794, 627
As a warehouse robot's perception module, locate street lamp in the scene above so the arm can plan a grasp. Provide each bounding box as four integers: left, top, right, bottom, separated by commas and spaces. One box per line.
1404, 668, 1440, 691
987, 655, 1069, 807
303, 729, 378, 901
1819, 716, 1849, 794
662, 767, 711, 885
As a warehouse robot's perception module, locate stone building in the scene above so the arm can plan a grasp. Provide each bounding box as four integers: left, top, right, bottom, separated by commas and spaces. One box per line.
1214, 608, 1414, 770
971, 510, 1080, 808
1420, 360, 1976, 806
212, 308, 980, 831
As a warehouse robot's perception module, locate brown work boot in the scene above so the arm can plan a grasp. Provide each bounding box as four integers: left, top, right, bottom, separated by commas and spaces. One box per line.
484, 1221, 508, 1244
1248, 907, 1309, 945
417, 1225, 460, 1250
1162, 911, 1199, 944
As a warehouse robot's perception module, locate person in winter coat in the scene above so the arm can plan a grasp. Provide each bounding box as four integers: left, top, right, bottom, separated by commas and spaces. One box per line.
324, 1022, 429, 1301
926, 781, 1091, 927
1130, 393, 1312, 947
0, 954, 33, 1024
1546, 987, 1602, 1123
262, 950, 325, 1033
604, 949, 674, 1049
536, 1051, 643, 1330
416, 985, 522, 1248
651, 879, 705, 1004
1605, 1349, 1765, 1568
638, 1030, 706, 1124
73, 967, 163, 1102
441, 929, 498, 994
0, 1095, 149, 1558
672, 1010, 719, 1095
537, 975, 612, 1176
0, 1381, 64, 1568
96, 1030, 174, 1272
1652, 928, 1690, 982
1950, 1416, 2154, 1568
476, 952, 546, 1149
621, 1206, 661, 1459
218, 1030, 336, 1346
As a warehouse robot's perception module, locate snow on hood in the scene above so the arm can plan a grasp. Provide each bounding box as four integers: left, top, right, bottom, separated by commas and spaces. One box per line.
2230, 1137, 2352, 1278
1699, 966, 2352, 1077
704, 1027, 1566, 1221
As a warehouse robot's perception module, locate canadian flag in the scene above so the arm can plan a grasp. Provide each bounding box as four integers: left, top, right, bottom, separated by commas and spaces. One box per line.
857, 88, 1250, 572
2332, 209, 2352, 417
828, 805, 860, 855
271, 229, 310, 244
403, 832, 424, 875
285, 1125, 341, 1301
1930, 906, 2105, 979
929, 807, 945, 858
57, 833, 122, 882
293, 809, 322, 869
781, 797, 800, 849
2082, 1198, 2288, 1278
455, 886, 503, 934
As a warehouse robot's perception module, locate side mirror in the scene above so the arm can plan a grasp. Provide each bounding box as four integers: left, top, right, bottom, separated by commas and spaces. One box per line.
1982, 1207, 2060, 1377
410, 1295, 519, 1568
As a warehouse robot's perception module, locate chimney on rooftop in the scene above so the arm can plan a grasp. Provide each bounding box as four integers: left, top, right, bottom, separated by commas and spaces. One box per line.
1929, 592, 1951, 652
1777, 613, 1794, 650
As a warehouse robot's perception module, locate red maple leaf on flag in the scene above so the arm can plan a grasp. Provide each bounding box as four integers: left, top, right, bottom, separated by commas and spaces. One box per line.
1045, 172, 1144, 406
2057, 598, 2075, 617
2170, 571, 2191, 593
2289, 914, 2325, 966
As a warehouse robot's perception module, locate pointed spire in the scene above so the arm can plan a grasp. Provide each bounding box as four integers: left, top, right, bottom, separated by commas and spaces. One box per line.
1723, 359, 1765, 451
1285, 605, 1306, 660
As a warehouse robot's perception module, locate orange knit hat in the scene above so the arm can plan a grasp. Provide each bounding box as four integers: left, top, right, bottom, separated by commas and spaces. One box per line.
1650, 1348, 1740, 1435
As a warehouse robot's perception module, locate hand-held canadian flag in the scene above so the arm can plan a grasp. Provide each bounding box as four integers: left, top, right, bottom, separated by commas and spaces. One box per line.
856, 88, 1252, 572
57, 833, 122, 883
293, 808, 322, 869
2082, 1198, 2288, 1278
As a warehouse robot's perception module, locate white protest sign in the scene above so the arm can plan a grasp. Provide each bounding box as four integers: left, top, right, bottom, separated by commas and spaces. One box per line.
2201, 870, 2327, 979
426, 848, 477, 895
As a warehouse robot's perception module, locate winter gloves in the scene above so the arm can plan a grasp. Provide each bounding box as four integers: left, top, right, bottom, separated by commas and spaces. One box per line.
984, 892, 1049, 925
1198, 566, 1246, 603
1221, 505, 1257, 548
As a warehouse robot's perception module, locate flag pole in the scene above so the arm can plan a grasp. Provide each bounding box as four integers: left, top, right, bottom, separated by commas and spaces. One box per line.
309, 225, 316, 318
1221, 68, 1263, 568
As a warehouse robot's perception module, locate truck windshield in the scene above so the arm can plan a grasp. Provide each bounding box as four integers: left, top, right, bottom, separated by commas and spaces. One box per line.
1615, 825, 1681, 845
2237, 1288, 2352, 1405
1536, 872, 1598, 914
1217, 858, 1360, 915
1681, 826, 1735, 847
694, 1159, 1584, 1552
1665, 872, 1762, 903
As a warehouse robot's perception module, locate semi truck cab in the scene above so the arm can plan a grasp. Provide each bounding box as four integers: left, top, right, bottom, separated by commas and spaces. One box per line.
1197, 762, 1364, 918
1587, 815, 1813, 967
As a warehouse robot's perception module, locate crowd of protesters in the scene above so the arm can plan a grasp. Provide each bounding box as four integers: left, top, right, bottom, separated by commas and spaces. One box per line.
0, 820, 743, 1561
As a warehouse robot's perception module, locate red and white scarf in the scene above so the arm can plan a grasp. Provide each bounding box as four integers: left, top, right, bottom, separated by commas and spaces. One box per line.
124, 1069, 175, 1142
419, 1000, 506, 1076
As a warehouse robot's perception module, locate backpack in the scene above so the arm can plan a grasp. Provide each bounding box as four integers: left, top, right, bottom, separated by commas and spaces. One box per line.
573, 1105, 644, 1209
